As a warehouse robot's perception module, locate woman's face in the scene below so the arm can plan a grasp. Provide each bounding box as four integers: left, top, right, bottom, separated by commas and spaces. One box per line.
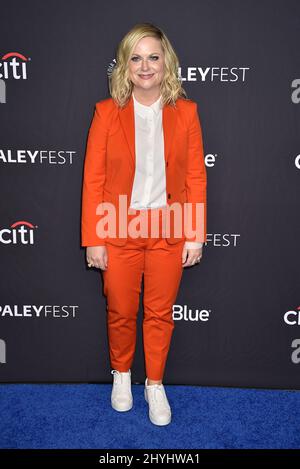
128, 36, 165, 93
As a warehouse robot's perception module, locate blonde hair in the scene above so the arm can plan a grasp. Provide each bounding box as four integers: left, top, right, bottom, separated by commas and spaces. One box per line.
109, 22, 188, 108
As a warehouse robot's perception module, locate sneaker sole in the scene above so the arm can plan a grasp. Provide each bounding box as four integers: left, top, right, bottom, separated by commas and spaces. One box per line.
111, 399, 133, 412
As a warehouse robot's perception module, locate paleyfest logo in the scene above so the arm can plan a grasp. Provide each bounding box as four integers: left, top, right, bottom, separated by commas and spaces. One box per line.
0, 52, 30, 103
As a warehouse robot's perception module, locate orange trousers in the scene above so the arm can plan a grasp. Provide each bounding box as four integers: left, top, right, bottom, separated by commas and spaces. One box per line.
102, 209, 185, 381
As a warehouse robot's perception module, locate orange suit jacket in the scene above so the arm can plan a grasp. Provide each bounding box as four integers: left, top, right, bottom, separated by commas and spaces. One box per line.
81, 94, 207, 247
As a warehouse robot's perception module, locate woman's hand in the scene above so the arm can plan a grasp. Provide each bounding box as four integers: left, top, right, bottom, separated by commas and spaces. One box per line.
182, 245, 203, 268
86, 246, 108, 271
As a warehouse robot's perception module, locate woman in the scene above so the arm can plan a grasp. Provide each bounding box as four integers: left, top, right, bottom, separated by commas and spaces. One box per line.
81, 23, 207, 426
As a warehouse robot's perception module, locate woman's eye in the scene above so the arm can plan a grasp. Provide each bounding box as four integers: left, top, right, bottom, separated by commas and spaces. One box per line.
131, 56, 159, 61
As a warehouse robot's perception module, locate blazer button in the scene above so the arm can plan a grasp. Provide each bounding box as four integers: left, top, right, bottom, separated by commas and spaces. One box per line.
166, 162, 168, 167
168, 193, 171, 199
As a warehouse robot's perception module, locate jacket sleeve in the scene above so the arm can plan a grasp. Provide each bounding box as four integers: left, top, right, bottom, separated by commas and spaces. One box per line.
184, 102, 207, 243
81, 102, 108, 247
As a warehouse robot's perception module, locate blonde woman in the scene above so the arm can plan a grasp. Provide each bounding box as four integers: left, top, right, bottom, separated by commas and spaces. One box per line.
81, 23, 207, 426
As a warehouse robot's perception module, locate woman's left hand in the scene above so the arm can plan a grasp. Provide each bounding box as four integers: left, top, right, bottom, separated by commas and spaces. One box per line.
182, 245, 203, 267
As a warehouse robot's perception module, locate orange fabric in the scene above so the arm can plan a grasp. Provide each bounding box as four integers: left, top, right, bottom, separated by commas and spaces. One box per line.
102, 210, 185, 380
81, 94, 207, 246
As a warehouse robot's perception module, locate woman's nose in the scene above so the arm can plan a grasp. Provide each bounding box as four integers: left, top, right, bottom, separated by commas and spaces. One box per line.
141, 60, 150, 71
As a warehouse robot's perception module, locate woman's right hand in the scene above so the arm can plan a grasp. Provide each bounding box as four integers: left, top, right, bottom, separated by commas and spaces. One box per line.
86, 246, 108, 270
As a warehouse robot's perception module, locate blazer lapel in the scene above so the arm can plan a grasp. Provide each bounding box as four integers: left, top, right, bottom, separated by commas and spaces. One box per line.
118, 93, 177, 169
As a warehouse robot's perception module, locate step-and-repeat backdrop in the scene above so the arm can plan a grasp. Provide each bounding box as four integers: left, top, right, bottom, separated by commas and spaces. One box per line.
0, 0, 299, 388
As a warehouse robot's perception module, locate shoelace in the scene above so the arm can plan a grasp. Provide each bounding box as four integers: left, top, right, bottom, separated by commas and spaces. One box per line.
147, 384, 170, 411
111, 369, 131, 387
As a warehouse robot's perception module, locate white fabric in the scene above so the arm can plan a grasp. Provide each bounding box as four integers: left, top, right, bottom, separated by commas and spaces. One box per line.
130, 92, 203, 250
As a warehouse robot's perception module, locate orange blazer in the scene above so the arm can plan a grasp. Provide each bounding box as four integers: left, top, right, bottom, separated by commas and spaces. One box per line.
81, 94, 207, 247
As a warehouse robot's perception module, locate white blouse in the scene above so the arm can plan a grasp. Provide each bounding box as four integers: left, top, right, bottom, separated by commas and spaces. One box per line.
130, 92, 202, 250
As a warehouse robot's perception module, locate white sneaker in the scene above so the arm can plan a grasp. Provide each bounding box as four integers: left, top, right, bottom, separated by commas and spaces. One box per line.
111, 369, 133, 412
144, 378, 172, 426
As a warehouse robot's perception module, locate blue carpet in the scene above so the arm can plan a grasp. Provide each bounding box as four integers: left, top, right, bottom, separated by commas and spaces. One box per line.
0, 384, 299, 449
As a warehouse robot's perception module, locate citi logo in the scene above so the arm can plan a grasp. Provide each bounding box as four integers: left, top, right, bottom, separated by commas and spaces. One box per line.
0, 52, 30, 103
0, 52, 29, 80
0, 220, 37, 245
0, 339, 6, 364
284, 306, 300, 325
173, 304, 210, 322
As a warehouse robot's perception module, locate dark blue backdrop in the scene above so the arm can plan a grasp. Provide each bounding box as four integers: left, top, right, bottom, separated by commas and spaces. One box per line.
0, 0, 299, 388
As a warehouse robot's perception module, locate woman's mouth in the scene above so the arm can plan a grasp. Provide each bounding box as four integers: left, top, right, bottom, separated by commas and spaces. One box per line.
139, 74, 154, 80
